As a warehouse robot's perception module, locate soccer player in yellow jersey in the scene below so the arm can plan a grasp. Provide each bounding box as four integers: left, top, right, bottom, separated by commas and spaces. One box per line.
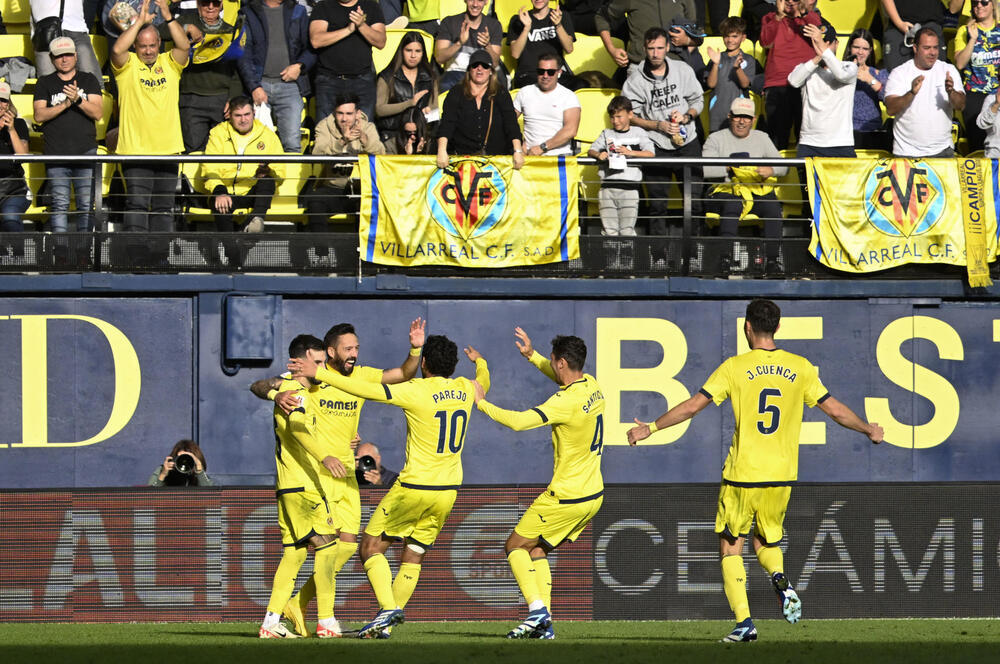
250, 318, 425, 635
473, 328, 605, 641
628, 299, 884, 643
260, 335, 345, 639
289, 334, 490, 639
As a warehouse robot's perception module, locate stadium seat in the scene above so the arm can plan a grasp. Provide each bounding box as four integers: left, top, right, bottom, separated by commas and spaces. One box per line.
816, 0, 878, 34
776, 149, 805, 218
564, 35, 624, 79
373, 28, 435, 76
0, 33, 31, 62
491, 0, 523, 33
500, 43, 516, 80
573, 88, 618, 144
22, 159, 47, 222
90, 34, 109, 68
95, 92, 115, 142
439, 0, 469, 20
9, 92, 41, 149
0, 0, 30, 29
855, 149, 891, 160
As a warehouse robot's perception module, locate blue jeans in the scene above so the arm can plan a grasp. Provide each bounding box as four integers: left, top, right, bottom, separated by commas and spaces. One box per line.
315, 71, 376, 123
47, 151, 97, 232
1, 194, 29, 232
261, 78, 304, 153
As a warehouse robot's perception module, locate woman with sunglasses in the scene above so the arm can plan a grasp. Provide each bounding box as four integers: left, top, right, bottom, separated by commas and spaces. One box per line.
437, 49, 525, 169
844, 29, 890, 151
375, 31, 439, 144
387, 107, 431, 154
954, 0, 1000, 152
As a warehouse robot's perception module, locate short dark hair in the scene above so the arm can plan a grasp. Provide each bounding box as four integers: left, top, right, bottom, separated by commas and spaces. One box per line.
422, 335, 458, 377
228, 95, 252, 114
718, 16, 747, 37
334, 93, 361, 111
551, 335, 587, 371
607, 95, 633, 115
324, 323, 357, 349
536, 50, 560, 67
288, 334, 324, 358
915, 26, 940, 48
746, 299, 781, 335
644, 27, 669, 45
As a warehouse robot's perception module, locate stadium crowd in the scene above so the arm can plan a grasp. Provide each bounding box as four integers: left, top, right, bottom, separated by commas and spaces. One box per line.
1, 0, 996, 270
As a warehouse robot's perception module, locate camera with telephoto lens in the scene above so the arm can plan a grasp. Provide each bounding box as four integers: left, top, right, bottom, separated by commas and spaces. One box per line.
174, 452, 196, 475
356, 454, 377, 485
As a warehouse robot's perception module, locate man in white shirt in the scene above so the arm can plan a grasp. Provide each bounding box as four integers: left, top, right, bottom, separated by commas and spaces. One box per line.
513, 52, 581, 156
885, 27, 965, 158
788, 23, 857, 158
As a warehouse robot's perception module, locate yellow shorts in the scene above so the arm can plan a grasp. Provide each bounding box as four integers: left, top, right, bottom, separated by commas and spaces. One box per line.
319, 472, 361, 536
514, 490, 603, 548
364, 483, 457, 548
276, 487, 336, 547
715, 483, 792, 545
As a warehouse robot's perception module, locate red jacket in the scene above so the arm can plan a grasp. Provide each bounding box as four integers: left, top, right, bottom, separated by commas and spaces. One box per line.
760, 10, 822, 88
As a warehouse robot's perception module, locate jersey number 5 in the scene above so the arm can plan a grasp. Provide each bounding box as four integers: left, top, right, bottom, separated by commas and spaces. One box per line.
435, 410, 468, 453
757, 388, 781, 435
590, 414, 604, 455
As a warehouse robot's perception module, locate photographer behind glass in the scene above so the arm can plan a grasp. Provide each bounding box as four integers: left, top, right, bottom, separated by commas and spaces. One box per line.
148, 439, 215, 487
354, 442, 398, 488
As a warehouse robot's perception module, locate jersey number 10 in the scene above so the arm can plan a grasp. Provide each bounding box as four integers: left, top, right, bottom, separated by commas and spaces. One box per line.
435, 410, 469, 453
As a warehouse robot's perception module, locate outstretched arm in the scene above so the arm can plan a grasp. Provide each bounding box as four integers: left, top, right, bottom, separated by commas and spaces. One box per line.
382, 317, 426, 384
289, 357, 395, 403
465, 346, 491, 394
818, 396, 883, 443
250, 375, 284, 400
627, 392, 712, 445
514, 326, 558, 383
472, 379, 547, 431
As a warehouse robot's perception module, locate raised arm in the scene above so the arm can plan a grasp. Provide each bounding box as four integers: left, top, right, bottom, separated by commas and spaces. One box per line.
627, 392, 712, 445
817, 396, 883, 443
464, 346, 491, 394
156, 0, 189, 65
381, 317, 426, 384
514, 326, 559, 383
112, 0, 154, 68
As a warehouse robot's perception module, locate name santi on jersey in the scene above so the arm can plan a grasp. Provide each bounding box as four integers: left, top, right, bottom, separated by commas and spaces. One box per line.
745, 364, 798, 382
582, 389, 605, 413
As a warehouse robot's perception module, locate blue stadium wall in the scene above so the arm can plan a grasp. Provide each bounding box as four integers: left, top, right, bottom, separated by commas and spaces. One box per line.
0, 274, 998, 488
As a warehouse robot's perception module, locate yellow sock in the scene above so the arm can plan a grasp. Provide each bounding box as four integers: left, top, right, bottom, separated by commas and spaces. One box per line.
292, 575, 315, 615
532, 557, 552, 609
313, 540, 338, 620
756, 545, 784, 577
266, 546, 307, 615
363, 553, 397, 609
507, 549, 542, 606
721, 555, 751, 622
334, 539, 358, 574
392, 562, 421, 609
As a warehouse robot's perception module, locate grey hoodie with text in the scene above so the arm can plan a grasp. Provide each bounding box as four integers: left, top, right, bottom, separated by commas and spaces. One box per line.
622, 58, 704, 150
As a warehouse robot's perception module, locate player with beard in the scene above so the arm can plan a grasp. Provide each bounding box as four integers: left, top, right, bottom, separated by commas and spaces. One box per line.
249, 318, 425, 635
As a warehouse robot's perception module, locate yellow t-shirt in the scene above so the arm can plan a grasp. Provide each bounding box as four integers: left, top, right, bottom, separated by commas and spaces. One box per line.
701, 348, 829, 485
113, 52, 185, 155
308, 364, 384, 468
315, 359, 491, 488
273, 378, 324, 493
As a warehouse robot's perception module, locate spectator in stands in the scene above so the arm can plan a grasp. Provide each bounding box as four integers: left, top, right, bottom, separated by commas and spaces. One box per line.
595, 0, 695, 72
111, 0, 189, 261
355, 441, 399, 487
513, 53, 581, 156
953, 0, 1000, 154
0, 83, 30, 255
507, 0, 578, 91
759, 0, 823, 150
199, 95, 283, 266
789, 24, 857, 158
705, 16, 762, 133
437, 50, 524, 167
667, 16, 706, 82
309, 0, 387, 122
170, 0, 252, 153
375, 31, 439, 144
435, 0, 503, 92
587, 95, 654, 237
33, 37, 103, 238
385, 106, 431, 154
702, 97, 787, 275
845, 29, 890, 151
622, 28, 703, 249
149, 439, 214, 486
564, 0, 602, 36
885, 28, 965, 158
240, 0, 316, 154
32, 0, 104, 90
881, 0, 962, 72
975, 88, 1000, 157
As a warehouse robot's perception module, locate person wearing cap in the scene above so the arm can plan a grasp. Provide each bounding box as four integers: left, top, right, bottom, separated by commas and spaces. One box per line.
702, 97, 787, 275
435, 0, 503, 93
437, 49, 524, 168
111, 0, 189, 263
0, 82, 31, 257
33, 37, 104, 240
885, 27, 965, 158
788, 24, 857, 158
507, 0, 581, 91
595, 0, 696, 73
513, 52, 581, 157
31, 0, 104, 90
881, 0, 961, 71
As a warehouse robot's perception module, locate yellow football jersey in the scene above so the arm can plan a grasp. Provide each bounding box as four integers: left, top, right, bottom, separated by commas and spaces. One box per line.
273, 378, 324, 493
307, 364, 384, 468
315, 359, 490, 488
477, 352, 606, 501
701, 348, 829, 485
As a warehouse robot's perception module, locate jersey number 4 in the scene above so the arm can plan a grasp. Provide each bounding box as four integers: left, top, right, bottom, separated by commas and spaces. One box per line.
757, 388, 782, 435
435, 410, 468, 453
590, 414, 604, 455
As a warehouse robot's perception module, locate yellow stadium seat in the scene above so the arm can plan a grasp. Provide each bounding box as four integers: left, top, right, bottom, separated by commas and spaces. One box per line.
0, 0, 30, 26
95, 91, 114, 142
564, 35, 624, 79
0, 33, 31, 61
855, 149, 891, 160
90, 34, 109, 67
573, 88, 618, 144
500, 42, 516, 79
816, 0, 878, 34
776, 149, 805, 218
373, 28, 435, 76
578, 162, 600, 215
697, 36, 756, 65
23, 159, 48, 221
439, 0, 469, 19
492, 0, 524, 33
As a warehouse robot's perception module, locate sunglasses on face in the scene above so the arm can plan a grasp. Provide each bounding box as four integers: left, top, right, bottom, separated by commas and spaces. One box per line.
470, 62, 491, 70
536, 68, 559, 76
199, 0, 222, 6
972, 0, 992, 6
405, 131, 418, 137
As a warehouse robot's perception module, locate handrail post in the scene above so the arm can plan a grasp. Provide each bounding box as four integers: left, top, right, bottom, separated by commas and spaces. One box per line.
681, 164, 692, 276
92, 158, 104, 271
